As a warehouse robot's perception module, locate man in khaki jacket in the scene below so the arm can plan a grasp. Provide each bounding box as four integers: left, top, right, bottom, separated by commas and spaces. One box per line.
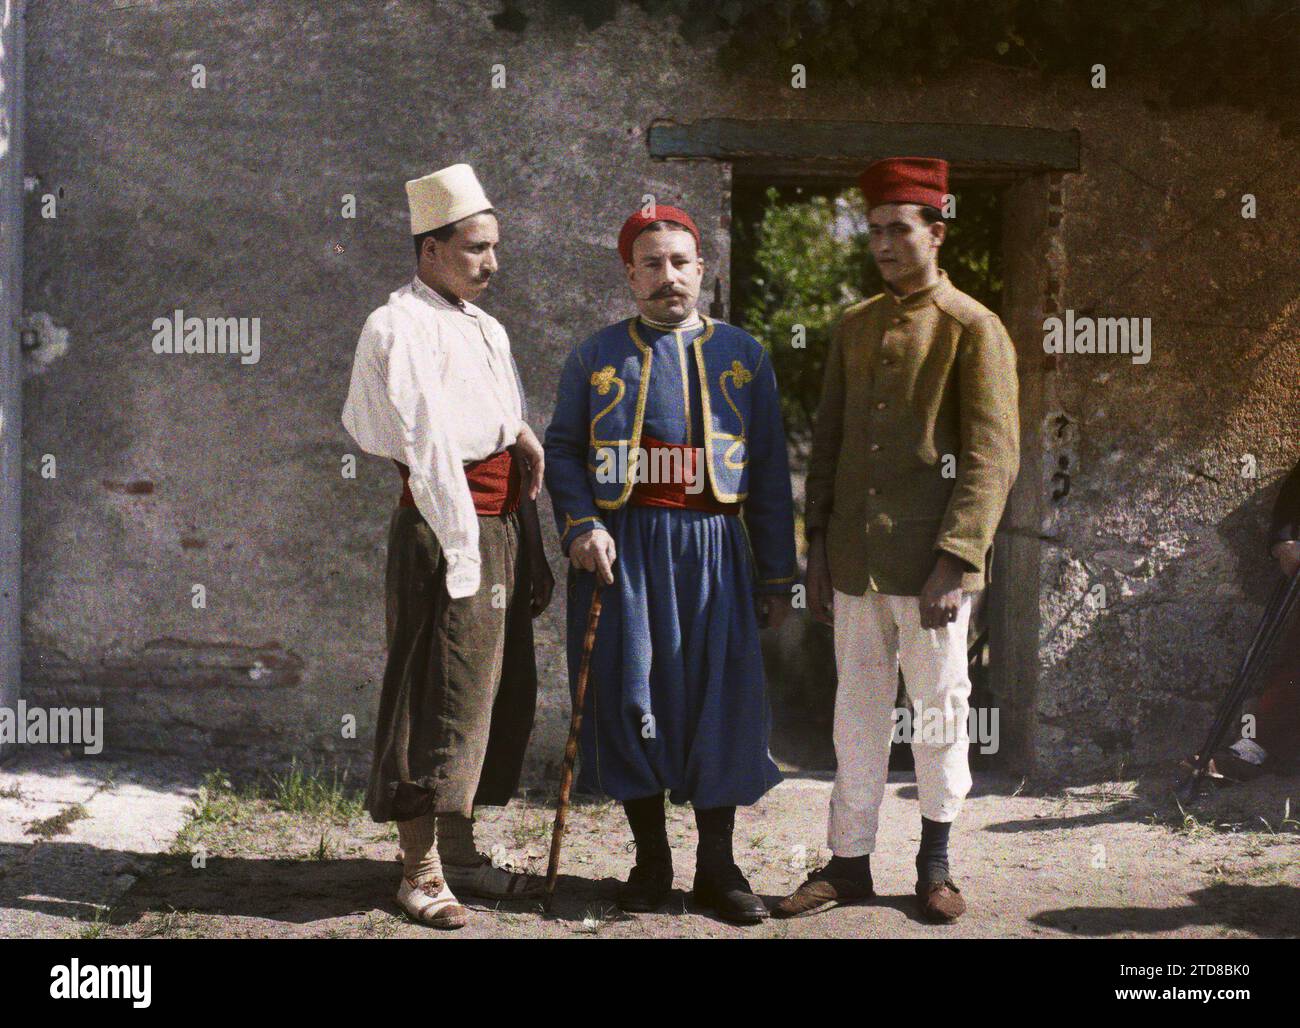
775, 157, 1019, 924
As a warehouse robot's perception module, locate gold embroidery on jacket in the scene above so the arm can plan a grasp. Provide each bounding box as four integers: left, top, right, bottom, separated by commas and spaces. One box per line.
587, 321, 653, 509
563, 513, 601, 537
691, 318, 748, 503
589, 365, 625, 444
719, 359, 753, 469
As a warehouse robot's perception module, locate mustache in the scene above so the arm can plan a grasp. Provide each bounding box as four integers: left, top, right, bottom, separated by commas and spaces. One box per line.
649, 286, 687, 299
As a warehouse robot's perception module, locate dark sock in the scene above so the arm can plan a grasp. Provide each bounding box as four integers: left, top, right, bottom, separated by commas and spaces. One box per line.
694, 805, 737, 871
824, 853, 872, 885
916, 817, 952, 883
623, 794, 669, 866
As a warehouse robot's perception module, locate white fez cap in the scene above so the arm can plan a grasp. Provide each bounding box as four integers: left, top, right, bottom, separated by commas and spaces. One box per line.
405, 163, 493, 236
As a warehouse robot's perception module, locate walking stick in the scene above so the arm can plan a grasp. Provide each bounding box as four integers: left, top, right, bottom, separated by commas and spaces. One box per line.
543, 581, 604, 912
1178, 567, 1300, 803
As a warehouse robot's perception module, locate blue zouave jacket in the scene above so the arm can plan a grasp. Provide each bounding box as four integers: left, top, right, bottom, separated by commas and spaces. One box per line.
543, 315, 797, 594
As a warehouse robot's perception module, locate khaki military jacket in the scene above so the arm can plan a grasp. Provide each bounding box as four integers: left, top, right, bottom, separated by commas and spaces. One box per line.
805, 270, 1020, 596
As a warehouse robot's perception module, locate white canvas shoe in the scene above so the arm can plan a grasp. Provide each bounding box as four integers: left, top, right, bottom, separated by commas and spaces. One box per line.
396, 877, 468, 929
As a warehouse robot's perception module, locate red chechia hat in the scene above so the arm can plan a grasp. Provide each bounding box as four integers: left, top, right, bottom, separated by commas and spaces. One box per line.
858, 157, 949, 210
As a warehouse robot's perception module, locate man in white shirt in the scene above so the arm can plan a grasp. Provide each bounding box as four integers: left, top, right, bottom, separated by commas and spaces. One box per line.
342, 164, 553, 929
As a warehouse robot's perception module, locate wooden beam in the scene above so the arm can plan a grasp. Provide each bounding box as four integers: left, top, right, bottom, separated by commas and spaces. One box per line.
729, 159, 1022, 186
649, 118, 1079, 172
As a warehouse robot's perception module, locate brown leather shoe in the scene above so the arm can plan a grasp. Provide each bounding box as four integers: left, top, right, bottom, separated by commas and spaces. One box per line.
773, 870, 874, 919
916, 878, 965, 923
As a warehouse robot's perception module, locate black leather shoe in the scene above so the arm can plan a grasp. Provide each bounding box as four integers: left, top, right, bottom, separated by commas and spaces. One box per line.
617, 859, 674, 912
692, 862, 769, 925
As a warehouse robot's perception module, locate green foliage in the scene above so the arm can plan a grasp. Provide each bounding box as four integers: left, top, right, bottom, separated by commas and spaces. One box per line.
738, 189, 867, 455
185, 762, 365, 827
734, 183, 1001, 455
496, 0, 1300, 120
190, 769, 242, 824
268, 758, 365, 820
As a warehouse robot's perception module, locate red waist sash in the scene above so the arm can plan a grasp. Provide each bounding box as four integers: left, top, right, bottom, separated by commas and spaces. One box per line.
395, 448, 520, 516
628, 434, 741, 514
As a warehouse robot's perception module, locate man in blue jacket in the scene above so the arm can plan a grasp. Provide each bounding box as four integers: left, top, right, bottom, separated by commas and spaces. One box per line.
544, 204, 797, 924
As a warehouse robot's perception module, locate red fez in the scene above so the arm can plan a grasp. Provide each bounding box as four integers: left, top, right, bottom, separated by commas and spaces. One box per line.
617, 205, 701, 264
858, 157, 949, 210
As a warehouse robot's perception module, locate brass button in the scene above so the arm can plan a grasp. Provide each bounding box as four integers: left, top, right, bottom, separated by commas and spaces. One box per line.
876, 401, 887, 410
870, 443, 880, 452
867, 487, 878, 496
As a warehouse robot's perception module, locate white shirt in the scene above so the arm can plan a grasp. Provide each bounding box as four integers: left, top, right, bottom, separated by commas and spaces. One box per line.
342, 276, 524, 598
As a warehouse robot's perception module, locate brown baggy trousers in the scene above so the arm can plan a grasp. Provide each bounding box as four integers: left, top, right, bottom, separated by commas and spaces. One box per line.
365, 504, 537, 823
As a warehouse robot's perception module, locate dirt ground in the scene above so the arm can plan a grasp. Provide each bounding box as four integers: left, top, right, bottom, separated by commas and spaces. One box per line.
21, 764, 1296, 941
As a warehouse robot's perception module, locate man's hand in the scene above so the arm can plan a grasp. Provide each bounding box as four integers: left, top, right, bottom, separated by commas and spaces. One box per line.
758, 593, 793, 631
1274, 540, 1300, 579
806, 533, 834, 625
570, 529, 617, 585
513, 423, 545, 501
919, 552, 966, 630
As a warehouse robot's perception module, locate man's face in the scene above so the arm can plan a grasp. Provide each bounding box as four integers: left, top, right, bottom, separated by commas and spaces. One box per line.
625, 227, 703, 323
421, 212, 499, 302
866, 203, 945, 288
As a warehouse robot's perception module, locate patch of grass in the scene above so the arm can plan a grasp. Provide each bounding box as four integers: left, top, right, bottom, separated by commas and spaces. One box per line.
0, 781, 22, 800
1282, 797, 1299, 832
169, 822, 201, 858
310, 831, 336, 861
25, 802, 89, 839
1169, 803, 1225, 839
76, 906, 112, 940
267, 759, 364, 821
190, 770, 258, 825
574, 902, 630, 936
136, 905, 201, 939
168, 764, 366, 863
360, 910, 402, 938
1153, 792, 1300, 839
1205, 860, 1295, 887
1148, 798, 1288, 839
510, 803, 553, 852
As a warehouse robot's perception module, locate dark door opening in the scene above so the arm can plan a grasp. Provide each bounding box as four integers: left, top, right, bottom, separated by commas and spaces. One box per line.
728, 169, 1007, 774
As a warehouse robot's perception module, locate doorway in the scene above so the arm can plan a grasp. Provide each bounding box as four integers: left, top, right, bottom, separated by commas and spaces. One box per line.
729, 170, 1006, 772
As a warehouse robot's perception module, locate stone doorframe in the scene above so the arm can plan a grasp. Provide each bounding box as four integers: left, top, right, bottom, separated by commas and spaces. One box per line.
648, 118, 1078, 772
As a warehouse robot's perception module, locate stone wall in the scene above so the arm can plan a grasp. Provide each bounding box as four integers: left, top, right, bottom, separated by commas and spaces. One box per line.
20, 0, 1299, 780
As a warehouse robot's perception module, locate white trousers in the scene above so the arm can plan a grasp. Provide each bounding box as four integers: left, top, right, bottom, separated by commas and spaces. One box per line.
827, 589, 974, 857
